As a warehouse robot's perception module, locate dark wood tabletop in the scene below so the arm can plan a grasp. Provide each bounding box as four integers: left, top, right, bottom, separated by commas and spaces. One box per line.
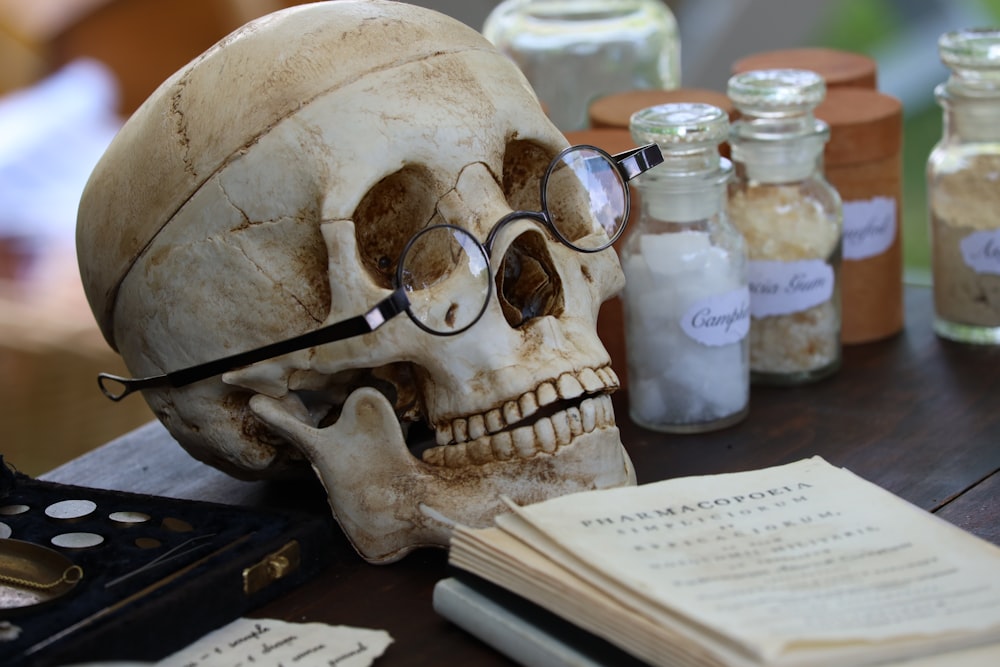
41, 284, 1000, 666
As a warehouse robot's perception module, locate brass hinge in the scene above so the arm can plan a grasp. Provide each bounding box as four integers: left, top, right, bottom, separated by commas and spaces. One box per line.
243, 540, 301, 595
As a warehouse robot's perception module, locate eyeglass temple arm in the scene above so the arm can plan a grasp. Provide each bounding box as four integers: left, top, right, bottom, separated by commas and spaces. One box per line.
613, 143, 663, 181
97, 289, 411, 402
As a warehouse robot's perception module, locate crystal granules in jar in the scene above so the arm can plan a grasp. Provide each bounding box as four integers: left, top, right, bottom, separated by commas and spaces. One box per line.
729, 185, 840, 374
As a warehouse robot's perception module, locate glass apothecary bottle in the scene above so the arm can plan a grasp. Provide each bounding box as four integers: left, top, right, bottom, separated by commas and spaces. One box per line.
482, 0, 680, 132
621, 103, 750, 433
727, 69, 843, 385
927, 28, 1000, 345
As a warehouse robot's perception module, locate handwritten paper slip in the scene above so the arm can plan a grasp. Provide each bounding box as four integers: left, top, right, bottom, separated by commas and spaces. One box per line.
492, 457, 1000, 667
157, 617, 393, 667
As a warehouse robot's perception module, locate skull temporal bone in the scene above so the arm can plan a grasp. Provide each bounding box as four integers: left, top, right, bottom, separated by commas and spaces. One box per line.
76, 0, 635, 563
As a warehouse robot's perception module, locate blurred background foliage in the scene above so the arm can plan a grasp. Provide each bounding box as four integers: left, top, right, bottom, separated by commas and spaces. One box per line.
812, 0, 1000, 283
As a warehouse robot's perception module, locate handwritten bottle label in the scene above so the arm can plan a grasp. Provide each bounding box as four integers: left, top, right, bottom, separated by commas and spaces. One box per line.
748, 259, 834, 317
843, 196, 896, 261
159, 617, 394, 667
681, 287, 751, 347
960, 229, 1000, 275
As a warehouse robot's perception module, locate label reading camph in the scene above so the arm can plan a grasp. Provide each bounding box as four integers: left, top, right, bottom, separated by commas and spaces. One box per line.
680, 287, 751, 346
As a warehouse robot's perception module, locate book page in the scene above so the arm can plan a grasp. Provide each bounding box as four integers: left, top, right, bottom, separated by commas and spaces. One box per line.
495, 457, 1000, 665
450, 526, 754, 667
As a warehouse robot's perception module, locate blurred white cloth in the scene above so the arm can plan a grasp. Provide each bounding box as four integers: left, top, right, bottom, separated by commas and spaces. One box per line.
0, 57, 121, 259
0, 58, 122, 346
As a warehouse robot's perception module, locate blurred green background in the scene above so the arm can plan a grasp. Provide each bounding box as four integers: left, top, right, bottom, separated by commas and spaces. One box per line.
812, 0, 1000, 284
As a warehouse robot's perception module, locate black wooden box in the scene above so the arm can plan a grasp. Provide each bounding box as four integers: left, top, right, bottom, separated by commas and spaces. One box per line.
0, 470, 335, 666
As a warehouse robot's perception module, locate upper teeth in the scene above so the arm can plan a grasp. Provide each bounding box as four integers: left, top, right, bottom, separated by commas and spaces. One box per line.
421, 366, 619, 468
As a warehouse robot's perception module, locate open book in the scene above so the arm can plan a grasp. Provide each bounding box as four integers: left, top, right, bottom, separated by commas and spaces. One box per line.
440, 457, 1000, 667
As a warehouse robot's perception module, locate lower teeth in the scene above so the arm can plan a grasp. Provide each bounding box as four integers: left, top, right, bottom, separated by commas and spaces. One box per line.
422, 395, 613, 467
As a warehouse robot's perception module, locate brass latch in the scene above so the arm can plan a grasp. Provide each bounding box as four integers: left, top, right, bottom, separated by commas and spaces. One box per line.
243, 540, 301, 595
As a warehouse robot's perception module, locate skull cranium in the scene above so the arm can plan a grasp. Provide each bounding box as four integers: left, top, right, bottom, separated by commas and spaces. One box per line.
76, 0, 635, 563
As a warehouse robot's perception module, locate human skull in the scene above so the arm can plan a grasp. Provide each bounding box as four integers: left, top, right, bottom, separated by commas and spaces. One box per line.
77, 0, 635, 563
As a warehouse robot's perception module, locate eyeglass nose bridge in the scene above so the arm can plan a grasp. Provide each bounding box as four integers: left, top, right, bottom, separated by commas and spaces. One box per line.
483, 209, 551, 255
484, 204, 626, 257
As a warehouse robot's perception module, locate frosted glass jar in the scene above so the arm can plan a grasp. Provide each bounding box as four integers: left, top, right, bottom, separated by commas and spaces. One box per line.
927, 28, 1000, 344
482, 0, 680, 132
621, 103, 749, 433
727, 69, 843, 385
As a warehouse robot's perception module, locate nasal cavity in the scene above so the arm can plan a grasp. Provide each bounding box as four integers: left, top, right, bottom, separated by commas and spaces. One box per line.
496, 231, 564, 328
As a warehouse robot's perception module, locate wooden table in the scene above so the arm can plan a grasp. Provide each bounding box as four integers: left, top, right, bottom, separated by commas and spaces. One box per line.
42, 285, 1000, 666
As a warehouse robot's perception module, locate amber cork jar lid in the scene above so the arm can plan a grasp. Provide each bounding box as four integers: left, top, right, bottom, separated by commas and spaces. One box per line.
732, 48, 877, 89
588, 88, 736, 129
815, 87, 902, 165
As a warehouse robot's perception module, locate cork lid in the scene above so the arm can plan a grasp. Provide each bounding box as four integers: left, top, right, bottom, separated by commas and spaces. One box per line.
815, 87, 902, 166
732, 48, 877, 89
563, 127, 637, 155
588, 88, 736, 129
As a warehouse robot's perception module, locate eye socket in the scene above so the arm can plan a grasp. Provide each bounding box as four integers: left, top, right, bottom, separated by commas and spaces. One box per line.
354, 166, 441, 288
502, 140, 554, 212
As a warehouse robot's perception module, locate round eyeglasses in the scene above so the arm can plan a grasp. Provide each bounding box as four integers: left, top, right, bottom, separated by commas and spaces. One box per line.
98, 142, 663, 401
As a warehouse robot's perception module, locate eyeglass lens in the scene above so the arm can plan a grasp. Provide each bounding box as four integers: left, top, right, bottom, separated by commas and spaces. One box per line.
544, 147, 628, 251
398, 225, 491, 335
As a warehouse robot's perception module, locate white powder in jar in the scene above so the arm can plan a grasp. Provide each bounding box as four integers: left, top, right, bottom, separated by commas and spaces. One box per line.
622, 229, 749, 428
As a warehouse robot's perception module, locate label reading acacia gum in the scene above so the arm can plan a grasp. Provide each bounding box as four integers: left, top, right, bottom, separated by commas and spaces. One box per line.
748, 259, 834, 317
